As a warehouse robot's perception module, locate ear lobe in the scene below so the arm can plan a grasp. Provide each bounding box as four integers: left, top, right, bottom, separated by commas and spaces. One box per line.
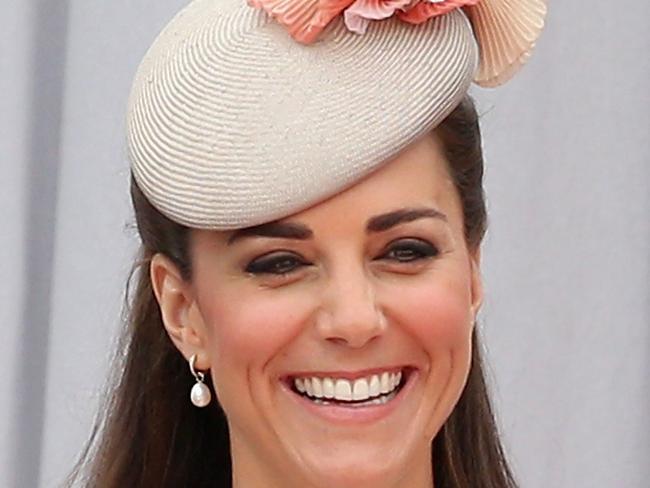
150, 253, 208, 365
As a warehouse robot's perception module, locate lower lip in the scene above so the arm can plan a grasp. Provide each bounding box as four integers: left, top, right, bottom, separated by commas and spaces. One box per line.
281, 370, 418, 425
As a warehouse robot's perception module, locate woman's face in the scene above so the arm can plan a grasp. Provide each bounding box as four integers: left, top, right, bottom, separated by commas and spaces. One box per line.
184, 133, 482, 488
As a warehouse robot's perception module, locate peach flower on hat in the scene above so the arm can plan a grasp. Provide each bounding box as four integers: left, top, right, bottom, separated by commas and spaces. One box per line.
342, 0, 416, 35
247, 0, 547, 88
397, 0, 480, 25
246, 0, 355, 44
344, 0, 479, 35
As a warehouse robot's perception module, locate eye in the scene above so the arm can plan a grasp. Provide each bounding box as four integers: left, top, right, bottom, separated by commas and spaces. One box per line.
245, 252, 308, 275
380, 238, 439, 263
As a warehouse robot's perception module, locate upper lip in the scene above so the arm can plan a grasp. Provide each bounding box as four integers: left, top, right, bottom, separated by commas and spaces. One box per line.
284, 365, 414, 381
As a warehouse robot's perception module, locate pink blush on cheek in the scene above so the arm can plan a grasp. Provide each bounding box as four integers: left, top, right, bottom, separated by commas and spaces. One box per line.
387, 283, 472, 348
197, 290, 311, 364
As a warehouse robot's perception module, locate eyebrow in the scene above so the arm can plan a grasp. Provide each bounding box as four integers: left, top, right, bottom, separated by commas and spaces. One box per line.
366, 207, 448, 232
227, 206, 447, 245
227, 221, 313, 245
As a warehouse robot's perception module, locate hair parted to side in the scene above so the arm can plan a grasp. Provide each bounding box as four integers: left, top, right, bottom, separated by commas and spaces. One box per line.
63, 96, 517, 488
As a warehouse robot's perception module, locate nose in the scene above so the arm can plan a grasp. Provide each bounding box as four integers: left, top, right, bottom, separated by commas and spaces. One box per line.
315, 265, 387, 348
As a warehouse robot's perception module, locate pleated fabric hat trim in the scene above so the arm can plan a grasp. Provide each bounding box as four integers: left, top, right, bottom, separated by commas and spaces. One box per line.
465, 0, 547, 87
127, 0, 479, 229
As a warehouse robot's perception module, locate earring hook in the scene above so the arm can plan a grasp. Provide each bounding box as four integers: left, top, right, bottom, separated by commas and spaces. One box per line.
189, 354, 205, 382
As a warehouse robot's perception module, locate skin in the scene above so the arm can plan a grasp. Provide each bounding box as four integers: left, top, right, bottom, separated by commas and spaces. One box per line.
151, 132, 483, 488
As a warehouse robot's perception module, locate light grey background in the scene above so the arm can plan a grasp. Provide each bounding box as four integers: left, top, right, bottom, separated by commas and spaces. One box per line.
1, 1, 648, 487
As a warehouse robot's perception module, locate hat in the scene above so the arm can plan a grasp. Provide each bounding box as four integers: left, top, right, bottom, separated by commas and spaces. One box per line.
126, 0, 546, 229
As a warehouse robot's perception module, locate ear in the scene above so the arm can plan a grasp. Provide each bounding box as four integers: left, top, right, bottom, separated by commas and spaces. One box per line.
150, 253, 211, 370
468, 246, 484, 322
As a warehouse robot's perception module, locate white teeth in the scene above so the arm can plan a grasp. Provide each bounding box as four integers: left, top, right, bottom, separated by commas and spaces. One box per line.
322, 378, 335, 398
304, 378, 314, 397
293, 369, 406, 403
311, 389, 398, 407
380, 372, 390, 394
369, 375, 381, 397
295, 378, 306, 393
312, 378, 323, 398
352, 378, 369, 401
334, 379, 352, 401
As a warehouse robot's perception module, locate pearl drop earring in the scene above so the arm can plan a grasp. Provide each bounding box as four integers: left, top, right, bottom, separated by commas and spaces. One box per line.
189, 354, 212, 407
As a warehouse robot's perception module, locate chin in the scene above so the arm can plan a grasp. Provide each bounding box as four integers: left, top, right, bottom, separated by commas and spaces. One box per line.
295, 445, 417, 488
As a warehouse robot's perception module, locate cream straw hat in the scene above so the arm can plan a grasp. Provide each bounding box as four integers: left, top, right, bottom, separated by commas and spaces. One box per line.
126, 0, 546, 229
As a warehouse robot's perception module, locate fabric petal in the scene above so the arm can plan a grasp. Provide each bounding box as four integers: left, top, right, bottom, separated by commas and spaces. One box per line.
398, 0, 479, 25
464, 0, 547, 86
345, 0, 415, 21
247, 0, 356, 43
343, 10, 371, 33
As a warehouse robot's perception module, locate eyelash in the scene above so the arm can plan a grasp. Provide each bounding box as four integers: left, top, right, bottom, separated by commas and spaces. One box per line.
244, 239, 439, 276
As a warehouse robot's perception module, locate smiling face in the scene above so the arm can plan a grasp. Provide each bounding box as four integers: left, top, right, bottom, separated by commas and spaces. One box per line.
152, 132, 483, 488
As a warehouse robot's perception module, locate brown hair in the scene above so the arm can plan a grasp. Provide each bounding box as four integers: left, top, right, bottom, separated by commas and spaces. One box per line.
63, 96, 518, 488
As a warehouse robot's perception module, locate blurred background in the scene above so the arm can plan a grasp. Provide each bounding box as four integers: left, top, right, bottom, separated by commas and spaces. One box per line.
1, 0, 648, 487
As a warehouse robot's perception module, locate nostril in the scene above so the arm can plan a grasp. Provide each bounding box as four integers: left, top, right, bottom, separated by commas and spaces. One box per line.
326, 330, 382, 349
316, 311, 386, 348
327, 337, 347, 346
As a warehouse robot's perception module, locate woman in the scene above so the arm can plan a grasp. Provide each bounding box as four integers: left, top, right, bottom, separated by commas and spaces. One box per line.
66, 0, 546, 486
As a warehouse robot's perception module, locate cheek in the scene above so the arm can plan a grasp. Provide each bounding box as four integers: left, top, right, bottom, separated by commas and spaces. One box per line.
197, 286, 310, 369
386, 272, 473, 351
384, 269, 474, 434
195, 285, 314, 429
